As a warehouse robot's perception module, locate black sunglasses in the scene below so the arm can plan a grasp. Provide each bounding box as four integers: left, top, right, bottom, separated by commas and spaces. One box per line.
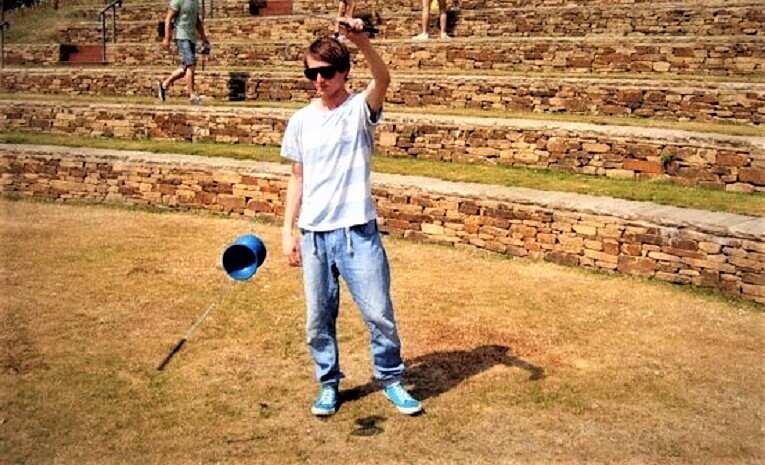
304, 65, 338, 81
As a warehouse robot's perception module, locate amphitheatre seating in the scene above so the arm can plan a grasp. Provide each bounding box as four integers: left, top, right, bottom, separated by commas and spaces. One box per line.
0, 0, 763, 303
66, 0, 292, 21
57, 3, 765, 43
7, 36, 765, 76
2, 98, 763, 192
3, 68, 764, 125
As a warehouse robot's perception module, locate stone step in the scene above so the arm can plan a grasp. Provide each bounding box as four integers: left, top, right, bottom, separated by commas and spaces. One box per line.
7, 36, 764, 77
57, 44, 105, 64
67, 0, 291, 21
58, 3, 765, 44
2, 143, 763, 304
2, 67, 763, 126
64, 0, 761, 22
2, 97, 763, 192
292, 0, 760, 14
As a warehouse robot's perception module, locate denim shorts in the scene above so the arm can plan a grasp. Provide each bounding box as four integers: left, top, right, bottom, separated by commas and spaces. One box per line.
176, 39, 196, 68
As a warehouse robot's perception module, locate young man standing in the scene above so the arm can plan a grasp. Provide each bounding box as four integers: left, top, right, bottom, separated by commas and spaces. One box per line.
280, 20, 422, 417
157, 0, 208, 105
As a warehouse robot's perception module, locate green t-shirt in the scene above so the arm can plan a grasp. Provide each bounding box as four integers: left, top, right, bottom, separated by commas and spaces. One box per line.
169, 0, 199, 42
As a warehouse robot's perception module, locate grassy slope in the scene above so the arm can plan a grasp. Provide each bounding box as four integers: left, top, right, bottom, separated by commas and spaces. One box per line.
4, 1, 104, 43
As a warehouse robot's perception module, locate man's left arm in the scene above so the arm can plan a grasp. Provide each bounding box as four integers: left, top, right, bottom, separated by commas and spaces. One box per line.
342, 20, 390, 113
196, 14, 208, 43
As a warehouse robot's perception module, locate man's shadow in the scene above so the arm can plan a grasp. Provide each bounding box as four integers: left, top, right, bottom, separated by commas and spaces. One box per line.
342, 344, 544, 403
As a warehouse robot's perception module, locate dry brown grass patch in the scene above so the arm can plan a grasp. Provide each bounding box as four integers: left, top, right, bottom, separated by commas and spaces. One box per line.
1, 198, 763, 465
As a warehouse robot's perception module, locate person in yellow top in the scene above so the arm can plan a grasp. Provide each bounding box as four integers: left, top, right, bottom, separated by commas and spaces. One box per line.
413, 0, 451, 41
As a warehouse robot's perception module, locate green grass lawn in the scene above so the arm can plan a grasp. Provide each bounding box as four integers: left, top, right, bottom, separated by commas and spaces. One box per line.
2, 130, 763, 217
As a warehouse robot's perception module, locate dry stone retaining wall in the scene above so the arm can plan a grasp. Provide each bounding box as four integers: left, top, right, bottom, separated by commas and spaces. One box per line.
3, 45, 61, 66
2, 144, 763, 304
67, 0, 290, 20
293, 0, 757, 14
2, 100, 763, 192
58, 5, 764, 43
7, 37, 763, 77
2, 68, 764, 126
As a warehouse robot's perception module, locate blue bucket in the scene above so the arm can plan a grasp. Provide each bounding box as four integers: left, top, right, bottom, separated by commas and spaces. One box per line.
221, 234, 267, 281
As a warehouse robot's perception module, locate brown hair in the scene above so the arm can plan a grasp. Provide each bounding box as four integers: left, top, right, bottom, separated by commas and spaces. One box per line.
304, 36, 351, 73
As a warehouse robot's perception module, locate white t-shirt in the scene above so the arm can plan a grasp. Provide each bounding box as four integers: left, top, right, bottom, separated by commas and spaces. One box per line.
280, 92, 382, 231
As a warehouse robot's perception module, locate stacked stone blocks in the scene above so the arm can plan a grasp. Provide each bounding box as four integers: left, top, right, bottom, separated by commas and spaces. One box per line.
2, 146, 763, 304
2, 101, 762, 192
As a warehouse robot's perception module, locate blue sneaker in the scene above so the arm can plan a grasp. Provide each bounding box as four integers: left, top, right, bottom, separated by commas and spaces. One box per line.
311, 385, 338, 416
383, 383, 422, 415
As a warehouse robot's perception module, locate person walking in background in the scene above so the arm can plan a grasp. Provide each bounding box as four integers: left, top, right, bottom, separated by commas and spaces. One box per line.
281, 20, 423, 417
413, 0, 450, 41
157, 0, 209, 105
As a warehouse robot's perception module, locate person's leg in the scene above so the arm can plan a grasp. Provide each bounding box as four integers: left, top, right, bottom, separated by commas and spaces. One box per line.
438, 0, 450, 39
162, 66, 187, 90
335, 221, 404, 386
301, 230, 344, 387
414, 0, 429, 39
336, 221, 421, 415
185, 64, 197, 100
160, 39, 195, 101
171, 39, 198, 101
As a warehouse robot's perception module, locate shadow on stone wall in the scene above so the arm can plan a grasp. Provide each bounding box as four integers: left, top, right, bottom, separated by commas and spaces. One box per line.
228, 71, 250, 101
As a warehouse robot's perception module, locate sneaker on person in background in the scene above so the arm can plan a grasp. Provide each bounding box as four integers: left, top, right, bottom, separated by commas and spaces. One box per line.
440, 32, 452, 40
383, 383, 422, 415
412, 32, 429, 41
190, 94, 202, 105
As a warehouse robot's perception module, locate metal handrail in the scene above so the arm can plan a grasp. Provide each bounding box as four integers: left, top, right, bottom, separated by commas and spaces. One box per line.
1, 0, 8, 69
99, 0, 123, 62
0, 22, 7, 69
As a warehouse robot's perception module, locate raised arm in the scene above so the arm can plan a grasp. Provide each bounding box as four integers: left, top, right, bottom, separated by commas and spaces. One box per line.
341, 19, 390, 113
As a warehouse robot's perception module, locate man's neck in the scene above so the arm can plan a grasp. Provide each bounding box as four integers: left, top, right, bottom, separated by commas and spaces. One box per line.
319, 88, 351, 111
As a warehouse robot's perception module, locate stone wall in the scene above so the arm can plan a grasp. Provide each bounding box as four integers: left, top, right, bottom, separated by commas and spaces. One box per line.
58, 4, 764, 43
3, 45, 60, 66
2, 69, 763, 125
8, 36, 763, 77
2, 144, 763, 304
67, 0, 290, 21
2, 100, 763, 192
293, 0, 757, 14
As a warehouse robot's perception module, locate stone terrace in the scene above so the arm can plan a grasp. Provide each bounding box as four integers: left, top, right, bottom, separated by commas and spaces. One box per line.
293, 0, 760, 14
58, 3, 765, 43
1, 0, 763, 303
7, 36, 765, 77
3, 99, 763, 192
3, 68, 764, 125
2, 144, 763, 304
